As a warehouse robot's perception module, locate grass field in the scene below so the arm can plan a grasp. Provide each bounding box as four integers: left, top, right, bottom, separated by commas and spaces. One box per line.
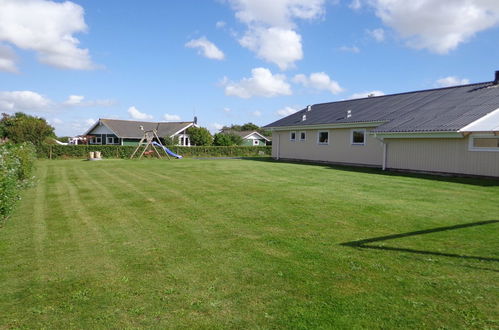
0, 159, 498, 328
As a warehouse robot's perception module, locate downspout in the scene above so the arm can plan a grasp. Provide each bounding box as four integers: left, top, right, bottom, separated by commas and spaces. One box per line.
276, 131, 280, 160
382, 140, 387, 171
374, 134, 387, 170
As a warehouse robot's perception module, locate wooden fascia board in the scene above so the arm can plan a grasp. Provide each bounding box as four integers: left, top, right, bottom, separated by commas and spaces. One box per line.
267, 121, 386, 131
170, 122, 197, 137
243, 131, 270, 141
371, 131, 464, 139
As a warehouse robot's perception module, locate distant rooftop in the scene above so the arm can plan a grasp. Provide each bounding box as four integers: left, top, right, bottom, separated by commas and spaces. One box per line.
87, 118, 195, 138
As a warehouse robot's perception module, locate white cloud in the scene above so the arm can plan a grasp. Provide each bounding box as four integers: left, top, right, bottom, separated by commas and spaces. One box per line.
276, 106, 299, 117
435, 76, 470, 87
339, 45, 360, 53
292, 72, 344, 94
349, 0, 362, 10
128, 106, 153, 120
64, 95, 85, 105
0, 91, 52, 111
227, 0, 325, 27
0, 44, 18, 73
224, 67, 292, 98
163, 113, 181, 121
367, 28, 385, 42
216, 21, 226, 28
52, 118, 63, 124
369, 0, 499, 54
349, 90, 385, 99
252, 110, 262, 117
239, 27, 302, 70
0, 0, 95, 70
0, 91, 114, 113
210, 122, 224, 131
223, 107, 231, 113
226, 0, 325, 70
185, 36, 225, 60
63, 94, 115, 107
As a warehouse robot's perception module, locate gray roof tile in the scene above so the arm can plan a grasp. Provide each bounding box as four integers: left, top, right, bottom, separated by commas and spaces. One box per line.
98, 119, 193, 138
264, 82, 499, 132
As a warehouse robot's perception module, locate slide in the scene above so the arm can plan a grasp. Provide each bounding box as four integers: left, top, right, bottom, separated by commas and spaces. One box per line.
152, 141, 183, 159
53, 138, 68, 145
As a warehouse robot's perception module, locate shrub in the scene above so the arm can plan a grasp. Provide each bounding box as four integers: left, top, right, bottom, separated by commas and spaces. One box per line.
0, 142, 36, 221
186, 127, 213, 146
213, 133, 243, 146
36, 145, 272, 159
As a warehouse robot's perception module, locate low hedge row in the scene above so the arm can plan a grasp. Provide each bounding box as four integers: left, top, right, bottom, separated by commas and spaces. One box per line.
36, 144, 272, 159
0, 142, 36, 221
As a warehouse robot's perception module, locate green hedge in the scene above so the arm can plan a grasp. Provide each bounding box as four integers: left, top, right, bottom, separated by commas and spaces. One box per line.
36, 145, 272, 159
0, 143, 36, 221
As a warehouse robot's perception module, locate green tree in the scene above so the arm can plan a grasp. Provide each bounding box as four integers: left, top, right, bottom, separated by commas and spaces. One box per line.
213, 133, 243, 146
240, 122, 259, 131
162, 135, 176, 146
186, 126, 213, 146
1, 112, 55, 146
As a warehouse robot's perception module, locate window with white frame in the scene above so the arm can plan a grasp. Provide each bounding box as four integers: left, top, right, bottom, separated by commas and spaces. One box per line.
299, 131, 306, 141
253, 139, 259, 146
469, 135, 499, 151
90, 136, 102, 144
107, 136, 117, 144
317, 131, 329, 144
290, 131, 296, 141
351, 129, 366, 145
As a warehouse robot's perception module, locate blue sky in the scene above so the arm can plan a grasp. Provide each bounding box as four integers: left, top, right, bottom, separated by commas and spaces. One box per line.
1, 0, 499, 136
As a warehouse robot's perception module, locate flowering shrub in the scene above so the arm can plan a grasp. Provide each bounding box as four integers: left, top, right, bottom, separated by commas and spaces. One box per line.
0, 143, 36, 221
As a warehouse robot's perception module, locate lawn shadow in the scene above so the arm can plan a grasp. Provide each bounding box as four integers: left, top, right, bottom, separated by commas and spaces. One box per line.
341, 220, 499, 263
241, 158, 499, 187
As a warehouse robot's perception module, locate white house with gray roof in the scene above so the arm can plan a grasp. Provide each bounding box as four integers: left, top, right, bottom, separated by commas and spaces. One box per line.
84, 118, 198, 146
265, 71, 499, 178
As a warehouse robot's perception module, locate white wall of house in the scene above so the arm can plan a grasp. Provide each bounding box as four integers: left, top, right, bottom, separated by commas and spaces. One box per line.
175, 129, 191, 146
385, 135, 499, 177
272, 128, 383, 166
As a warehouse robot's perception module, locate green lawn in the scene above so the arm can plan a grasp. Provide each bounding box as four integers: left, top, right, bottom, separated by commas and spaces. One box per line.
1, 159, 498, 328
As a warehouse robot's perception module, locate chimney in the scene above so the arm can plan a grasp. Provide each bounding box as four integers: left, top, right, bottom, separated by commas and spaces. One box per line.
495, 71, 499, 85
193, 116, 198, 124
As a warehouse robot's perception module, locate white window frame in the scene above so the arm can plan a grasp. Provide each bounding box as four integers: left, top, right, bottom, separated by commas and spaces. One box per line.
351, 129, 366, 146
90, 136, 102, 145
468, 134, 499, 152
299, 131, 306, 141
290, 131, 296, 142
95, 136, 102, 144
106, 136, 116, 145
317, 131, 329, 145
253, 139, 259, 146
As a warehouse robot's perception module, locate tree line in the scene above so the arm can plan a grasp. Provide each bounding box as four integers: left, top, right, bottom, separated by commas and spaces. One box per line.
183, 123, 270, 146
0, 113, 270, 147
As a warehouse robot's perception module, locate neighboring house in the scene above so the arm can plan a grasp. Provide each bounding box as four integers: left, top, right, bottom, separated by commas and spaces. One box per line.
84, 118, 198, 146
221, 130, 271, 146
264, 71, 499, 178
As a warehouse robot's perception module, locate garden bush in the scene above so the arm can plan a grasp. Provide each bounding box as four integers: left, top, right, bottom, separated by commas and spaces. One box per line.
0, 143, 36, 221
36, 145, 272, 159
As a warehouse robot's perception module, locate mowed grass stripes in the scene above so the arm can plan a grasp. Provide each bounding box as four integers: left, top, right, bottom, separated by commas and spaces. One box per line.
0, 159, 498, 328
